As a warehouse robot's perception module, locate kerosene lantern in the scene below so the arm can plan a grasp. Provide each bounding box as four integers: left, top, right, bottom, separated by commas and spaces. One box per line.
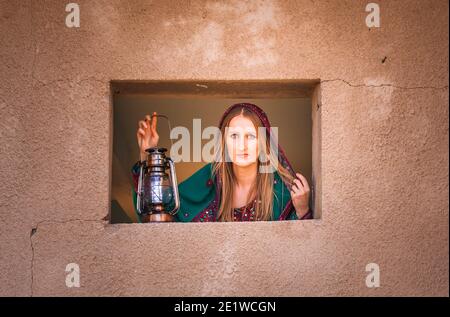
136, 147, 180, 222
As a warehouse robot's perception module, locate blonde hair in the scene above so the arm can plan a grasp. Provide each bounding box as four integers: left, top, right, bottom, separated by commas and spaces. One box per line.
212, 106, 294, 221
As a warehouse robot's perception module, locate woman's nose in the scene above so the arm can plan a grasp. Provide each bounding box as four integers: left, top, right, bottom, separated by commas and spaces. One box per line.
237, 136, 247, 151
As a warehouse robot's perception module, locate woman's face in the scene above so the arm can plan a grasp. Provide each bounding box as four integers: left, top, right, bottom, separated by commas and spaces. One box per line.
225, 115, 259, 167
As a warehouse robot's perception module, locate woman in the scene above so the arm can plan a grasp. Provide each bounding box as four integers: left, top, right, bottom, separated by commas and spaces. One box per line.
131, 103, 312, 222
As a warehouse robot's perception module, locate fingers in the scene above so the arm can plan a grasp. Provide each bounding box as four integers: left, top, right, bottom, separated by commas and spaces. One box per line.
136, 128, 146, 145
139, 113, 159, 147
144, 115, 151, 131
291, 174, 311, 198
143, 113, 158, 137
139, 120, 148, 130
151, 112, 158, 132
295, 173, 310, 191
137, 121, 148, 144
290, 188, 303, 198
150, 113, 159, 140
291, 179, 305, 194
137, 128, 146, 137
136, 129, 143, 147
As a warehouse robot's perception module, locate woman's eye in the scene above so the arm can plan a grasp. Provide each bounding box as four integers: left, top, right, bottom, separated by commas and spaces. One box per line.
247, 134, 256, 140
230, 133, 238, 139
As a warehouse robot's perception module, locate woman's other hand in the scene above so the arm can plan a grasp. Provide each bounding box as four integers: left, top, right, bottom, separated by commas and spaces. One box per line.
137, 112, 159, 161
290, 173, 310, 218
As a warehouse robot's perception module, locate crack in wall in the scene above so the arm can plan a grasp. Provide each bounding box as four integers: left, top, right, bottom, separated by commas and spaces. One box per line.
29, 228, 35, 297
29, 218, 106, 297
32, 77, 107, 88
31, 77, 450, 91
320, 78, 449, 90
26, 1, 447, 93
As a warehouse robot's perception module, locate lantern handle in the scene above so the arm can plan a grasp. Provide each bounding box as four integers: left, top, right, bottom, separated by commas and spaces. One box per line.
136, 161, 146, 215
166, 157, 180, 215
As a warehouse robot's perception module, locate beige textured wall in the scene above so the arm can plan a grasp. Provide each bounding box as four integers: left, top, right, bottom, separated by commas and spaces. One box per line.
0, 0, 448, 296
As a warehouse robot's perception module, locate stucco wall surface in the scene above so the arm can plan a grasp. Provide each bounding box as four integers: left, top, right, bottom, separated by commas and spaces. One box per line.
0, 0, 448, 296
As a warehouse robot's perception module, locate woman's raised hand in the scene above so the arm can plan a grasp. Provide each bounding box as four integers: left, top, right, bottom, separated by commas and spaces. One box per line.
137, 112, 159, 161
290, 173, 311, 219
